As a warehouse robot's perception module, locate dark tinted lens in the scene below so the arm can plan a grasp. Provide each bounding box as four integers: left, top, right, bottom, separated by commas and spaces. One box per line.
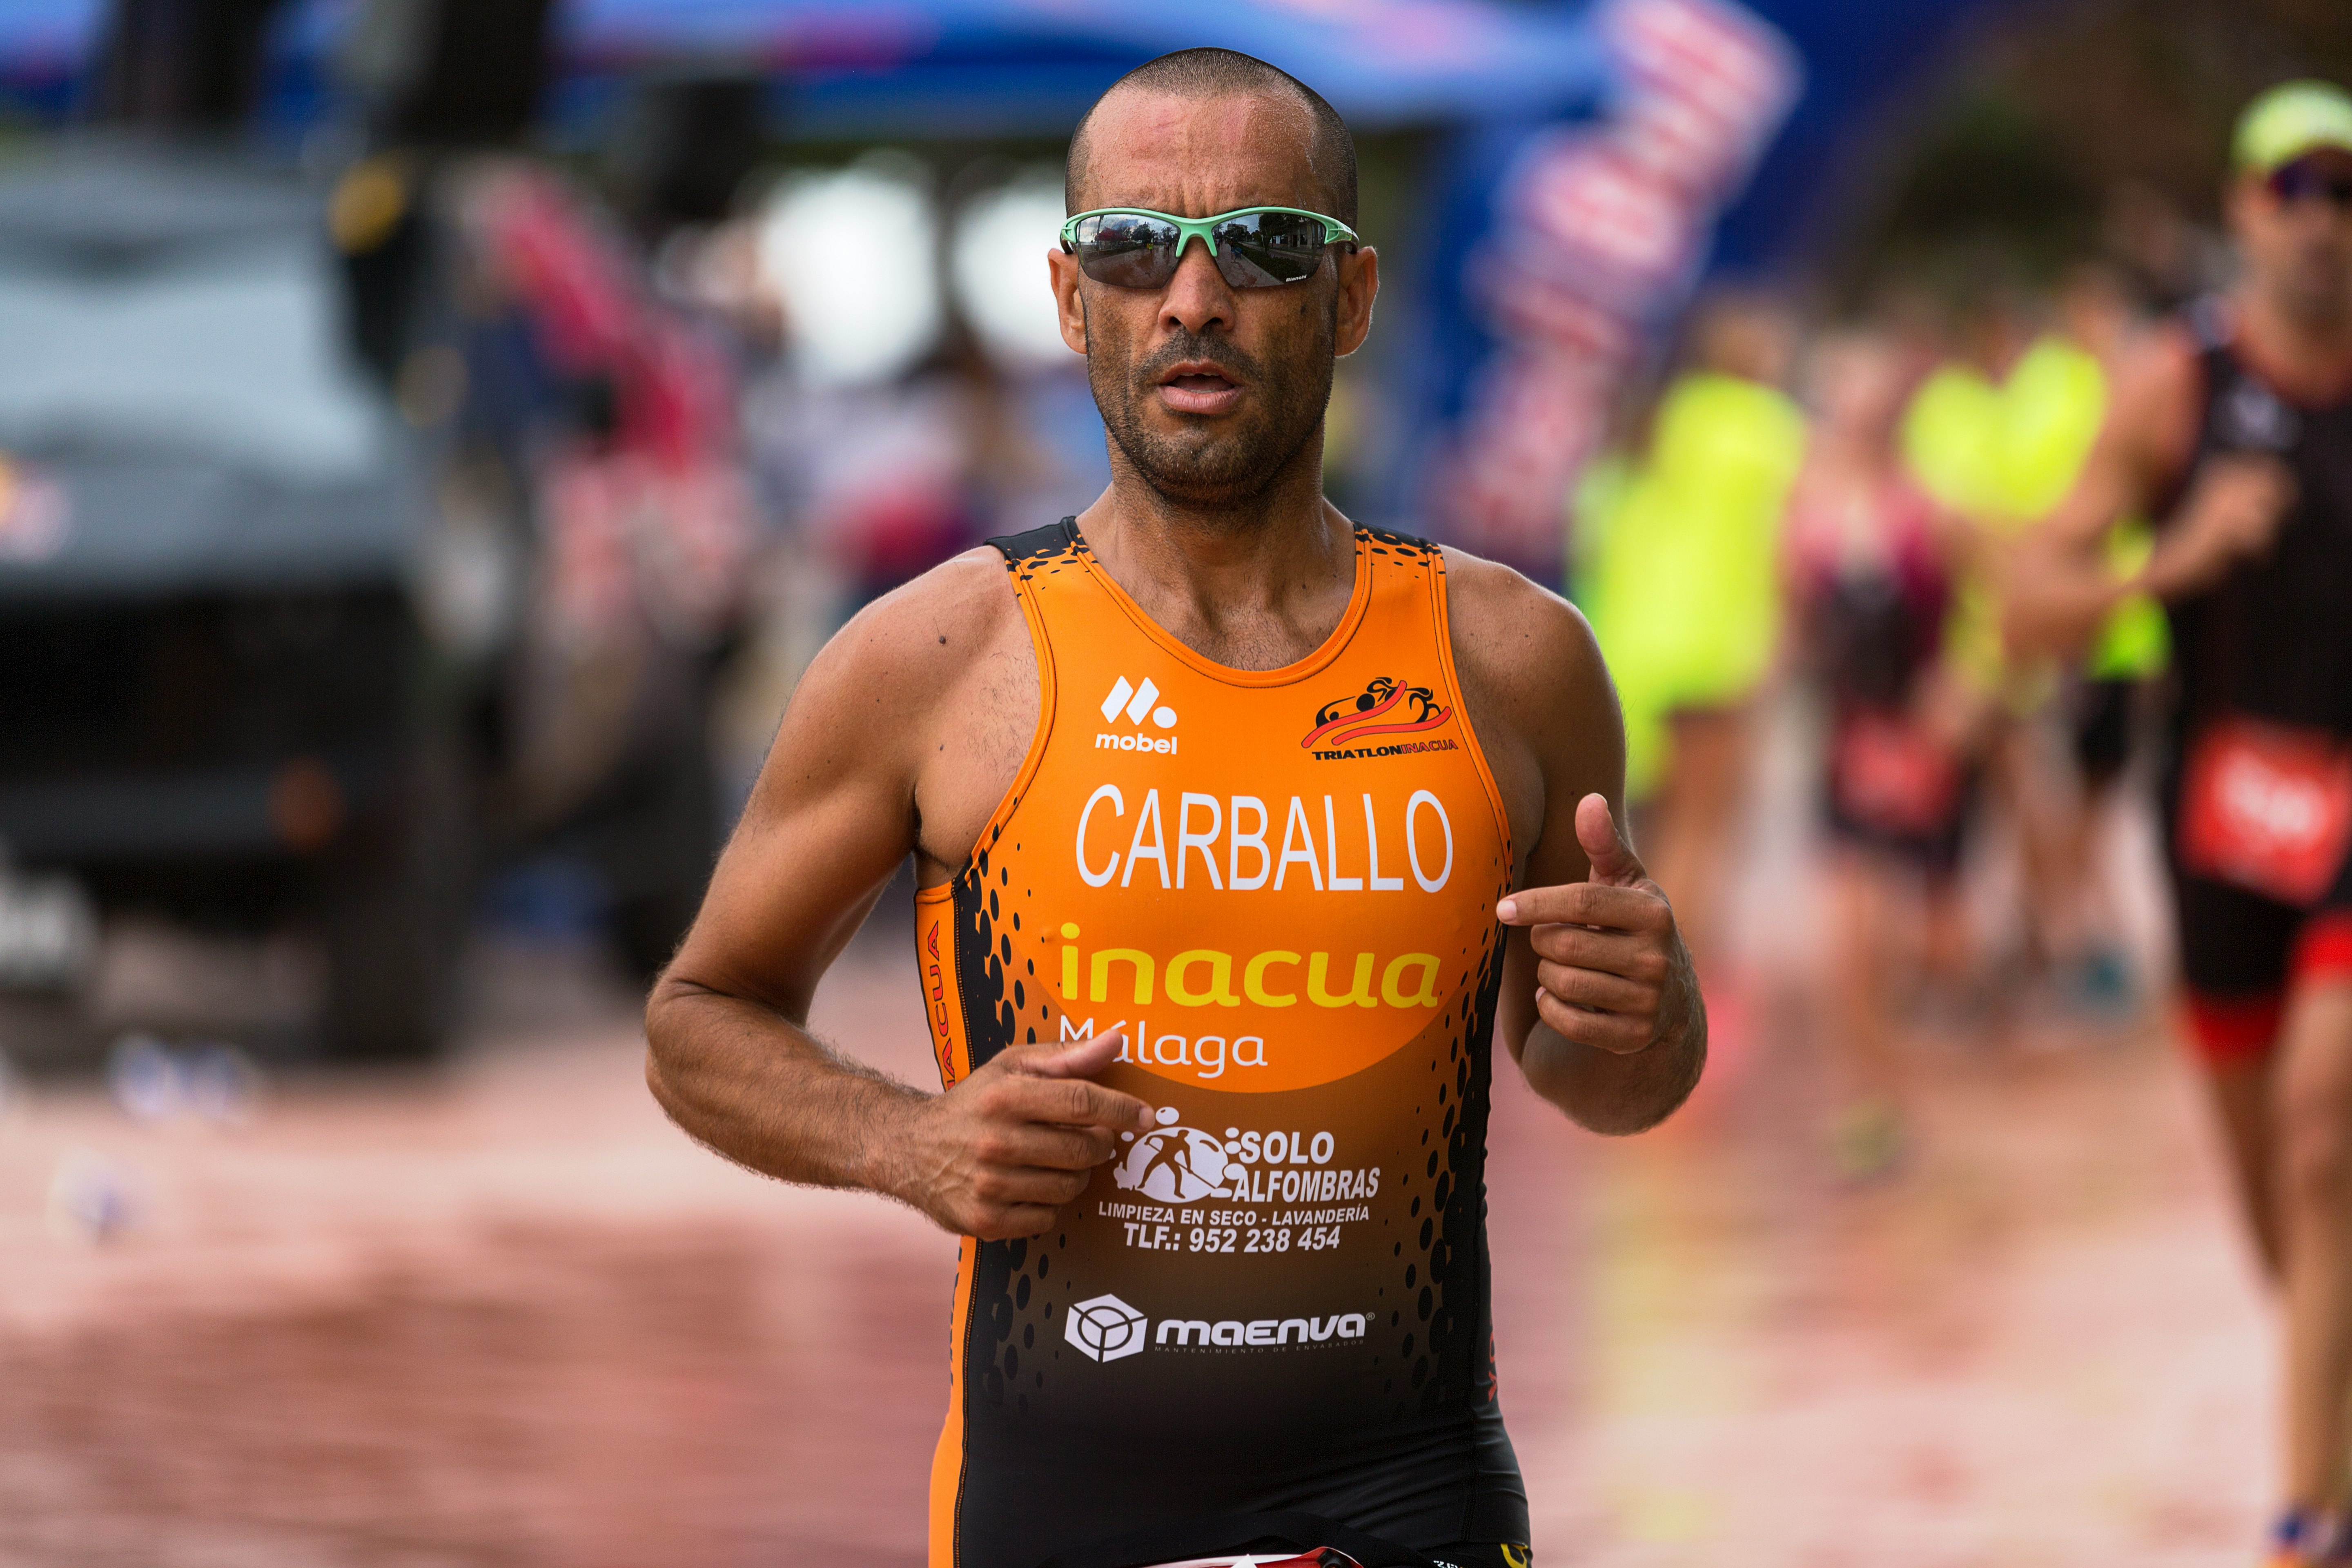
2271, 159, 2352, 208
1075, 212, 1181, 287
1213, 210, 1330, 286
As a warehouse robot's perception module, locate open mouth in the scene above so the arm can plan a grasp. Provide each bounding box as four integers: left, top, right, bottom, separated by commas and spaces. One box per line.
1156, 360, 1244, 414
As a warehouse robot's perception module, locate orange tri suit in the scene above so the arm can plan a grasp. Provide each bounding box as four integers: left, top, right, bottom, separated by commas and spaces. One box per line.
918, 519, 1532, 1568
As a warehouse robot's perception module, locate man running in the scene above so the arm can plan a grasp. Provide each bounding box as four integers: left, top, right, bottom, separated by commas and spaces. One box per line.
644, 47, 1704, 1568
2010, 80, 2352, 1566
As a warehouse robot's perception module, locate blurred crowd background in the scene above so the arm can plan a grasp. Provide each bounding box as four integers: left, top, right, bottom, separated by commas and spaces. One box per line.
2, 0, 2351, 1562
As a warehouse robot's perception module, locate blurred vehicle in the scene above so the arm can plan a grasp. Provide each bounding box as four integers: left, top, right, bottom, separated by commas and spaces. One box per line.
0, 140, 747, 1060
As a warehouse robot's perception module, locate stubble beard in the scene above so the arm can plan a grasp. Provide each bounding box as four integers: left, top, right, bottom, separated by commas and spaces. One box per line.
1088, 313, 1336, 517
2254, 227, 2352, 331
2285, 255, 2352, 330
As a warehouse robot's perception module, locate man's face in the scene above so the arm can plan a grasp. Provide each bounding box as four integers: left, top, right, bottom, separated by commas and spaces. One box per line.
2230, 149, 2352, 326
1050, 89, 1378, 512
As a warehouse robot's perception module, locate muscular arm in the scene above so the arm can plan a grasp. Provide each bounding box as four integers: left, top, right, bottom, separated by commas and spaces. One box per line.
644, 555, 1152, 1237
1444, 554, 1705, 1135
2007, 327, 2278, 657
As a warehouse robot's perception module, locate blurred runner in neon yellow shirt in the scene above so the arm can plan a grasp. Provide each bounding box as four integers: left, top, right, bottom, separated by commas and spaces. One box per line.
1576, 294, 1806, 970
1898, 272, 2156, 1011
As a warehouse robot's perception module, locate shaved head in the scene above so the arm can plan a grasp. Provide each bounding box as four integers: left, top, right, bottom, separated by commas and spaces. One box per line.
1066, 48, 1358, 224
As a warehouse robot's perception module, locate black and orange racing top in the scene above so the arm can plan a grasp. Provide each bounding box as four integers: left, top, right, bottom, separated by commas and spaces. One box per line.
918, 520, 1529, 1567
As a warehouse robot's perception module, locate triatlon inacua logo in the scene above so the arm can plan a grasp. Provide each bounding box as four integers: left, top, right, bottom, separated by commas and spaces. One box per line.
1301, 676, 1451, 751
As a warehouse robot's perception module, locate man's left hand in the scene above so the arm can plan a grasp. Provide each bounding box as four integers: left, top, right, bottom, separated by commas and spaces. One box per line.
1496, 793, 1695, 1056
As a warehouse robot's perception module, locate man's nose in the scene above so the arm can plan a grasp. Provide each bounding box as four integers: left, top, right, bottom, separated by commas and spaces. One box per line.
1160, 234, 1236, 337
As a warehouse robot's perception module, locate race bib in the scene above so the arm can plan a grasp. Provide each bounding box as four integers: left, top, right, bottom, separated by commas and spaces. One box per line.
2178, 717, 2352, 906
1833, 711, 1963, 836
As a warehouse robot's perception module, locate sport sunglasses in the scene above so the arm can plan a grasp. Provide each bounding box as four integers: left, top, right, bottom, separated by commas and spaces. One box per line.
2269, 157, 2352, 210
1059, 205, 1359, 289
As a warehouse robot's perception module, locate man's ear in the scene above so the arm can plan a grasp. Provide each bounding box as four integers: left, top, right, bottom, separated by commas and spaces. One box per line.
1335, 245, 1379, 358
1049, 248, 1088, 355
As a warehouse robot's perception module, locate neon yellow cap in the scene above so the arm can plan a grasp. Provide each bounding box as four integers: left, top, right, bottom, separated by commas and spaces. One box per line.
2234, 80, 2352, 174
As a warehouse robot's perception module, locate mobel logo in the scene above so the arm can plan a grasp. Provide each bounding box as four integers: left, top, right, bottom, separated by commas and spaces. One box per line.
1097, 675, 1180, 755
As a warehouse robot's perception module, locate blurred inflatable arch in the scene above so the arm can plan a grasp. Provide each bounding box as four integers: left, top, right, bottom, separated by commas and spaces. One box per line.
2, 0, 2016, 567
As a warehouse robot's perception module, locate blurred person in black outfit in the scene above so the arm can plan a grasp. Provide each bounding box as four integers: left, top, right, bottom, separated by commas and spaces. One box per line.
2011, 82, 2352, 1566
1785, 329, 1973, 1178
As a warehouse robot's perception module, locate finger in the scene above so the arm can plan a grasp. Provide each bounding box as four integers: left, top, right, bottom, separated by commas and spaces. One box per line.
1499, 881, 1670, 933
996, 1035, 1155, 1131
981, 1122, 1121, 1171
1526, 922, 1666, 981
1574, 793, 1645, 886
1000, 1031, 1123, 1080
997, 1072, 1156, 1134
1535, 985, 1654, 1054
972, 1165, 1092, 1208
1534, 960, 1656, 1017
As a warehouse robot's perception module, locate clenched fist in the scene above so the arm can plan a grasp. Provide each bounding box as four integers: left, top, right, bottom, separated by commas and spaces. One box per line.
884, 1033, 1155, 1241
2158, 452, 2295, 597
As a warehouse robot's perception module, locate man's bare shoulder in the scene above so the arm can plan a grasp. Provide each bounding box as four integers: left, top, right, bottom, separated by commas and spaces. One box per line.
786, 549, 1020, 724
773, 547, 1039, 881
1435, 545, 1617, 861
2113, 319, 2205, 479
2116, 318, 2202, 413
758, 548, 1025, 788
815, 548, 1024, 695
1437, 544, 1606, 708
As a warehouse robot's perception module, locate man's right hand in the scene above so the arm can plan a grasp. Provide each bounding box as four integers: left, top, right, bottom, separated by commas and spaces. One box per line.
886, 1034, 1156, 1241
2153, 453, 2296, 597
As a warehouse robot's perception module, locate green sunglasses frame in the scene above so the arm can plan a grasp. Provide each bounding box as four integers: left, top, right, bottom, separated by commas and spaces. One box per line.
1058, 205, 1361, 285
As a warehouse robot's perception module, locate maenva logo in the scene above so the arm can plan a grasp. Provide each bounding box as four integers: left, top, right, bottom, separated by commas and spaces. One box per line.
1064, 1293, 1149, 1362
1098, 675, 1179, 755
1061, 1290, 1370, 1362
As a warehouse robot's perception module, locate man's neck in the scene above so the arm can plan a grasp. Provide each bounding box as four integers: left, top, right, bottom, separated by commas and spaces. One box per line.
1075, 440, 1357, 673
2236, 282, 2352, 402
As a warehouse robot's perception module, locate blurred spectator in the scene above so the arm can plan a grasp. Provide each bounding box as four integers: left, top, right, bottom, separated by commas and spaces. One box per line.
1575, 290, 1805, 968
2047, 260, 2167, 1016
1785, 328, 1973, 1177
449, 160, 755, 974
1898, 278, 2114, 1010
748, 340, 988, 612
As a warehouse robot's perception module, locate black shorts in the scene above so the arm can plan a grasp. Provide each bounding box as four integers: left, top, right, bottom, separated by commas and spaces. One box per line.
1823, 784, 1971, 882
2070, 676, 2137, 788
2165, 773, 2352, 1064
1040, 1517, 1530, 1568
1820, 709, 1973, 884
